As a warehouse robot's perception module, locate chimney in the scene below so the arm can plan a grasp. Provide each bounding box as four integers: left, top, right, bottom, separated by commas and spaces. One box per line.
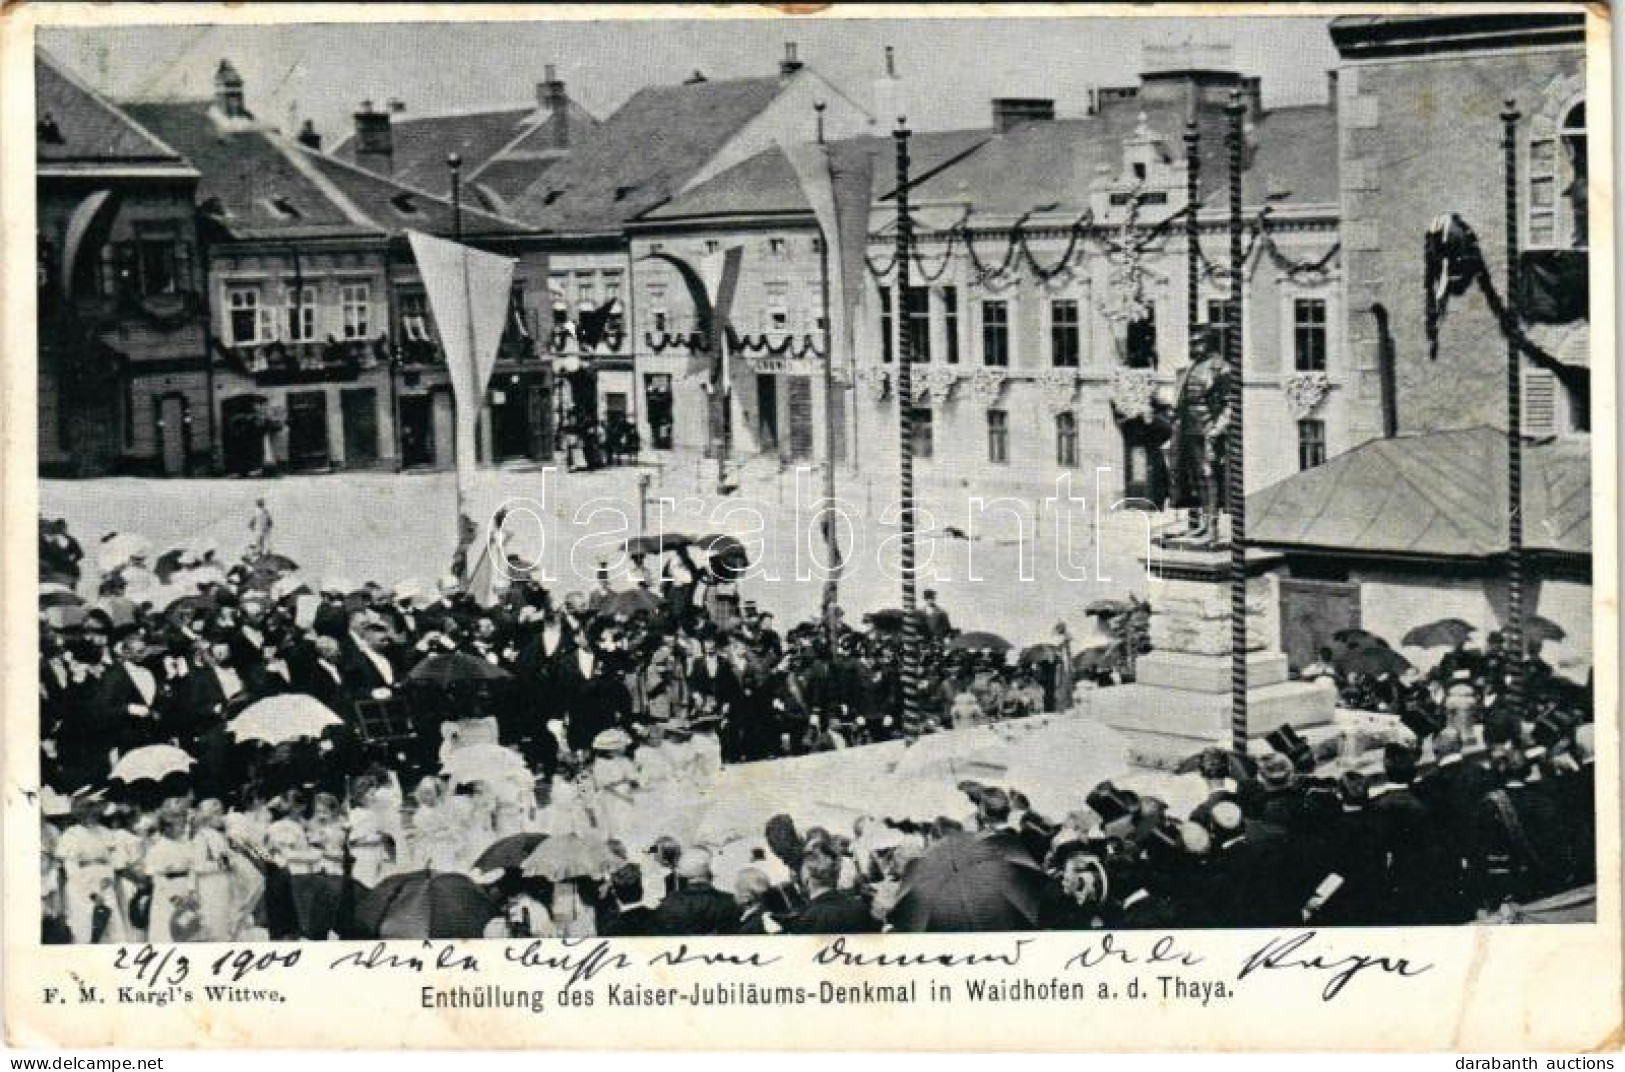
992, 97, 1055, 133
1242, 75, 1263, 120
387, 97, 406, 114
213, 59, 246, 118
538, 64, 570, 148
1326, 69, 1339, 105
296, 119, 321, 151
780, 41, 804, 77
684, 70, 708, 85
353, 100, 393, 174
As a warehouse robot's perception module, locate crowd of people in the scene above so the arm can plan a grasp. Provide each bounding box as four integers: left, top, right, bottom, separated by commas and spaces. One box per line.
36, 510, 1597, 944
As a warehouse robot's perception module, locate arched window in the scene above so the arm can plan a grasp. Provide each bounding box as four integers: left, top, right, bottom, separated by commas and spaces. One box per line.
1529, 97, 1586, 249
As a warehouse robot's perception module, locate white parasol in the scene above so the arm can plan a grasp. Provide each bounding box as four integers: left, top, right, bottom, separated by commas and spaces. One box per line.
109, 744, 194, 784
229, 694, 343, 746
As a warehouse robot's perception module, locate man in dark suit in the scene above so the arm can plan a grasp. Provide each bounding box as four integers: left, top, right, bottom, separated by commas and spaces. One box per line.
599, 864, 658, 938
789, 846, 878, 934
652, 849, 741, 936
555, 627, 634, 756
1414, 727, 1494, 919
731, 867, 779, 935
1371, 742, 1453, 924
94, 624, 166, 753
918, 589, 952, 641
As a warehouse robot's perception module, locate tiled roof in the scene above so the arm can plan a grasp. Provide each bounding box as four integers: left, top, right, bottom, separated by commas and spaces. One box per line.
904, 101, 1338, 217
507, 75, 787, 231
331, 99, 598, 198
1249, 427, 1591, 559
642, 129, 992, 222
36, 50, 195, 173
121, 99, 529, 241
123, 100, 370, 238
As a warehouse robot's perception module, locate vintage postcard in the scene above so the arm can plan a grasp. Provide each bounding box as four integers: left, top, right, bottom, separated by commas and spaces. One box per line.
1, 1, 1618, 1053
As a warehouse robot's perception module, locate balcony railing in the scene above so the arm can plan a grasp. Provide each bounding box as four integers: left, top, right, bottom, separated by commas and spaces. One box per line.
224, 337, 388, 385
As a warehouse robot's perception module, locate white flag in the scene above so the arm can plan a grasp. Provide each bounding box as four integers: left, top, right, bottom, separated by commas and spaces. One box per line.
406, 230, 516, 517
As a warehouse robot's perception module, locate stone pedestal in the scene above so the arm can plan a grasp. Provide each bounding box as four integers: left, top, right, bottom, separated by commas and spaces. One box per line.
1091, 546, 1336, 769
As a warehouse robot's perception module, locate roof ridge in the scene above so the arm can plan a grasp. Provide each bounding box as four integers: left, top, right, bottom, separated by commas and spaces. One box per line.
267, 132, 382, 231
38, 48, 192, 164
297, 141, 535, 231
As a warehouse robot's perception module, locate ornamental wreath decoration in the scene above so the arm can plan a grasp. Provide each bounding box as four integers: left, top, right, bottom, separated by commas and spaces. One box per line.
856, 366, 891, 403
1283, 371, 1332, 420
1109, 367, 1157, 422
967, 366, 1009, 406
915, 365, 960, 404
1037, 368, 1081, 413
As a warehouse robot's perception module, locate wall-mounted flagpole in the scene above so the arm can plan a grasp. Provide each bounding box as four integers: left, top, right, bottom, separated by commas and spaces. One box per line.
1501, 99, 1527, 712
448, 151, 478, 570
893, 117, 922, 732
814, 101, 844, 649
1226, 90, 1248, 756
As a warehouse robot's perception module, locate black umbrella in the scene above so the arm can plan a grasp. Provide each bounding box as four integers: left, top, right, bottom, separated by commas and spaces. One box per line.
1018, 643, 1060, 666
408, 651, 513, 685
1334, 643, 1412, 679
865, 608, 908, 632
1523, 615, 1567, 643
601, 588, 662, 618
1401, 618, 1476, 649
948, 631, 1013, 654
624, 533, 693, 556
355, 871, 497, 940
473, 833, 549, 873
1085, 599, 1133, 617
288, 872, 370, 940
1332, 627, 1390, 648
889, 833, 1045, 933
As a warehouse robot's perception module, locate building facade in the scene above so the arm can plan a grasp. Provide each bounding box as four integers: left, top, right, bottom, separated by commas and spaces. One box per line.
36, 51, 210, 478
1330, 12, 1589, 439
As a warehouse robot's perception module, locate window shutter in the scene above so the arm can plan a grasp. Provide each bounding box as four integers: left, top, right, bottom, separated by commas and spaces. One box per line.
1523, 370, 1558, 435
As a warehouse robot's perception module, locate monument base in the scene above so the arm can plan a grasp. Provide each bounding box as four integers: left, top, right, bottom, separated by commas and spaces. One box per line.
1091, 677, 1337, 770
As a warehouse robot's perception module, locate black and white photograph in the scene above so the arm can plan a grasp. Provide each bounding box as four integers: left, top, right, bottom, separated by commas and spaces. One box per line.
26, 4, 1602, 959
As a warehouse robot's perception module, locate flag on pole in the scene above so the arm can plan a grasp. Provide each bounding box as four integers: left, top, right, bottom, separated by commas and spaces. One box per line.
644, 245, 743, 388
406, 230, 517, 572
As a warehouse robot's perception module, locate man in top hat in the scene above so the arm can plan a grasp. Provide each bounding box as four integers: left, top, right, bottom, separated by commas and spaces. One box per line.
1167, 323, 1233, 545
94, 622, 166, 754
918, 589, 952, 641
556, 622, 634, 756
1369, 741, 1456, 924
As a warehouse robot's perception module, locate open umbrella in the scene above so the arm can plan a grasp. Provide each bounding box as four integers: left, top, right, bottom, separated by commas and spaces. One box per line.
43, 605, 87, 631
601, 587, 662, 618
355, 871, 496, 940
288, 872, 370, 940
39, 584, 83, 609
96, 533, 151, 572
624, 533, 692, 557
229, 694, 343, 746
164, 592, 219, 619
1018, 643, 1060, 666
1523, 615, 1567, 643
948, 631, 1013, 654
441, 744, 530, 786
1401, 618, 1476, 649
109, 745, 194, 784
521, 833, 619, 882
473, 833, 549, 873
1332, 627, 1390, 648
1334, 643, 1412, 680
1085, 598, 1133, 617
408, 651, 512, 686
696, 533, 750, 581
864, 608, 908, 632
889, 832, 1046, 932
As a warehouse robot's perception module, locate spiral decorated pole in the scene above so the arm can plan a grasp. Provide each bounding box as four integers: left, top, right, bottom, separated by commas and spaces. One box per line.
1185, 119, 1200, 360
1502, 99, 1526, 715
1226, 90, 1248, 756
893, 121, 922, 731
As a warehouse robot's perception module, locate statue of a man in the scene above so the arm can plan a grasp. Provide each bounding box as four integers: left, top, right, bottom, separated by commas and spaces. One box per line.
1168, 324, 1233, 544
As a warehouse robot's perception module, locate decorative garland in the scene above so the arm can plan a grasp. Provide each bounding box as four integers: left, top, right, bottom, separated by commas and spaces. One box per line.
725, 328, 825, 360
1108, 367, 1158, 422
1283, 371, 1332, 419
644, 330, 709, 354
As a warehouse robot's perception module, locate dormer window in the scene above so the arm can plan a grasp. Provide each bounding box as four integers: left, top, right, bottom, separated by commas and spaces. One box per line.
391, 193, 418, 216
267, 196, 302, 221
614, 185, 636, 202
543, 190, 564, 206
36, 113, 64, 145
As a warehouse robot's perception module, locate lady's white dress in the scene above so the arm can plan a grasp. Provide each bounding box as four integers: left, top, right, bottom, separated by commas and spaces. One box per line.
266, 817, 319, 876
410, 803, 464, 873
537, 776, 598, 839
56, 824, 129, 944
143, 835, 196, 943
589, 755, 638, 843
307, 818, 347, 876
346, 810, 393, 887
192, 826, 236, 941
